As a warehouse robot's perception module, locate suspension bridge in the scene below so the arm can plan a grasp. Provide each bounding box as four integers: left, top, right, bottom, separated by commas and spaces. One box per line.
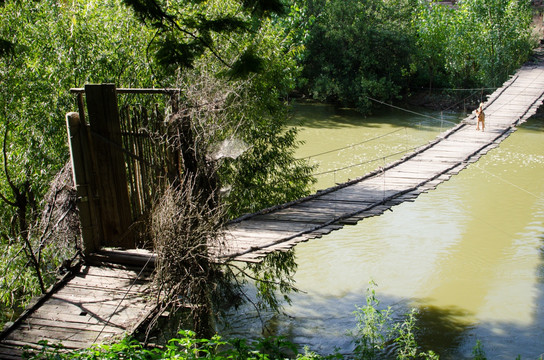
1, 60, 544, 356
212, 60, 544, 263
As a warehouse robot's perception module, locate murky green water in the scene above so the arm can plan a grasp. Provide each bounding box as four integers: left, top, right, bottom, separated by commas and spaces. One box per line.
224, 102, 544, 359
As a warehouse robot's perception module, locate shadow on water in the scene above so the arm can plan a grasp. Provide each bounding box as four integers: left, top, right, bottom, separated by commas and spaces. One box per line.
287, 101, 465, 131
222, 280, 544, 359
413, 304, 473, 358
521, 114, 544, 132
221, 226, 544, 358
413, 230, 544, 359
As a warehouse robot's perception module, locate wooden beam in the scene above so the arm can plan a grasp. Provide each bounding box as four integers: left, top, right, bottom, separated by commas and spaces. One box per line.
65, 112, 101, 254
85, 84, 134, 249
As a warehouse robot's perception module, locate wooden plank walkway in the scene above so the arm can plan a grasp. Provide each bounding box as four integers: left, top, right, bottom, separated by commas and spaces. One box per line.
212, 60, 544, 263
0, 254, 155, 359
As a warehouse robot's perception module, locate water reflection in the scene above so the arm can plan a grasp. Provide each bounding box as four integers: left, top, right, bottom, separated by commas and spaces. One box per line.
290, 102, 464, 191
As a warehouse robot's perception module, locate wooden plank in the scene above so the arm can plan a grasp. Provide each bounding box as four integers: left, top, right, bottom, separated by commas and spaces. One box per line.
43, 296, 150, 314
79, 266, 153, 280
258, 212, 343, 223
88, 249, 156, 269
296, 199, 375, 212
0, 345, 25, 360
55, 286, 148, 304
31, 302, 147, 330
85, 84, 133, 248
5, 329, 112, 349
66, 275, 149, 291
66, 112, 101, 254
229, 220, 316, 233
20, 318, 124, 334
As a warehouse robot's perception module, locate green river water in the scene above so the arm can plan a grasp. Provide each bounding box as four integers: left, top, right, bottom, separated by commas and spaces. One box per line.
224, 101, 544, 359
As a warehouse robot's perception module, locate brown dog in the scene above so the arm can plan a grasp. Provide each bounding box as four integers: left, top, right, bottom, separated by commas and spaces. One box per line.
476, 103, 485, 131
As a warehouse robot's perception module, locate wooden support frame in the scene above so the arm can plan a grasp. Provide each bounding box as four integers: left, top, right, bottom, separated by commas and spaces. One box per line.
66, 111, 101, 254
67, 84, 180, 252
84, 84, 133, 249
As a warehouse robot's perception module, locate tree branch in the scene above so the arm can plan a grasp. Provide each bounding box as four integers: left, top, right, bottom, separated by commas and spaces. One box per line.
0, 121, 18, 207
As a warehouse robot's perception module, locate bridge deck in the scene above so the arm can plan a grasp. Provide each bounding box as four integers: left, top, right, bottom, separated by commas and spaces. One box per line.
0, 256, 154, 358
213, 61, 544, 263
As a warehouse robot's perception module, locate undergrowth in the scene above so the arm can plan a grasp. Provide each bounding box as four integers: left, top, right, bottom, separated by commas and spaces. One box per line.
23, 330, 492, 360
23, 286, 505, 360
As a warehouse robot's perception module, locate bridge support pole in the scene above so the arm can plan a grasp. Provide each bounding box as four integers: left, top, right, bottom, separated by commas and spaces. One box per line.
66, 111, 101, 255
84, 84, 134, 249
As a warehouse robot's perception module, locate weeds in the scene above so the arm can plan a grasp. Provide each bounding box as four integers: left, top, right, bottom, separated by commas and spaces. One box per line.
25, 287, 496, 360
351, 282, 438, 360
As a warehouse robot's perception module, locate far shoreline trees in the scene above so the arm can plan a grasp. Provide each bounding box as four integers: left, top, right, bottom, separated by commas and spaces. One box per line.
298, 0, 536, 113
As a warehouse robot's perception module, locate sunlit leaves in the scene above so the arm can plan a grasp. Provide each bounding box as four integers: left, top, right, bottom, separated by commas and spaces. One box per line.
0, 0, 156, 324
300, 0, 417, 113
413, 0, 535, 89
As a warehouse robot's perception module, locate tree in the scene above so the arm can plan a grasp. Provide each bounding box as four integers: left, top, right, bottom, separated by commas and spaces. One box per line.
114, 0, 315, 338
412, 1, 453, 91
412, 0, 536, 90
122, 0, 286, 77
457, 0, 535, 87
300, 0, 418, 113
298, 0, 536, 111
0, 0, 156, 324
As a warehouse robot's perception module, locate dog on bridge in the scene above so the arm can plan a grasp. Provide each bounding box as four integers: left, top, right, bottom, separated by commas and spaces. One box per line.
475, 103, 485, 131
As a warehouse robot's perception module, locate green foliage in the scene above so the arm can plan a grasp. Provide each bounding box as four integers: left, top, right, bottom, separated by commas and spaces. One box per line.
471, 340, 487, 360
411, 1, 454, 90
300, 0, 418, 113
393, 309, 419, 359
0, 0, 155, 223
457, 0, 535, 87
352, 282, 394, 358
247, 250, 299, 311
26, 330, 299, 360
0, 0, 157, 324
298, 0, 536, 112
412, 0, 536, 89
351, 282, 438, 360
123, 0, 286, 76
221, 119, 315, 218
187, 3, 317, 218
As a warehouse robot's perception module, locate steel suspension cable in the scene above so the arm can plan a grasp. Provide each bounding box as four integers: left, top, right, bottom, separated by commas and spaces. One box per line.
364, 95, 457, 126
298, 127, 406, 160
312, 145, 420, 177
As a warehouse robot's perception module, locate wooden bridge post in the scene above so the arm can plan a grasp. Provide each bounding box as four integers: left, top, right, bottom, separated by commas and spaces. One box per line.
84, 84, 134, 249
66, 112, 101, 255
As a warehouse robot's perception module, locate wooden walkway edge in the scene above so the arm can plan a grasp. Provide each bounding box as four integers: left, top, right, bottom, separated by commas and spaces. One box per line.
0, 255, 155, 359
212, 60, 544, 263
